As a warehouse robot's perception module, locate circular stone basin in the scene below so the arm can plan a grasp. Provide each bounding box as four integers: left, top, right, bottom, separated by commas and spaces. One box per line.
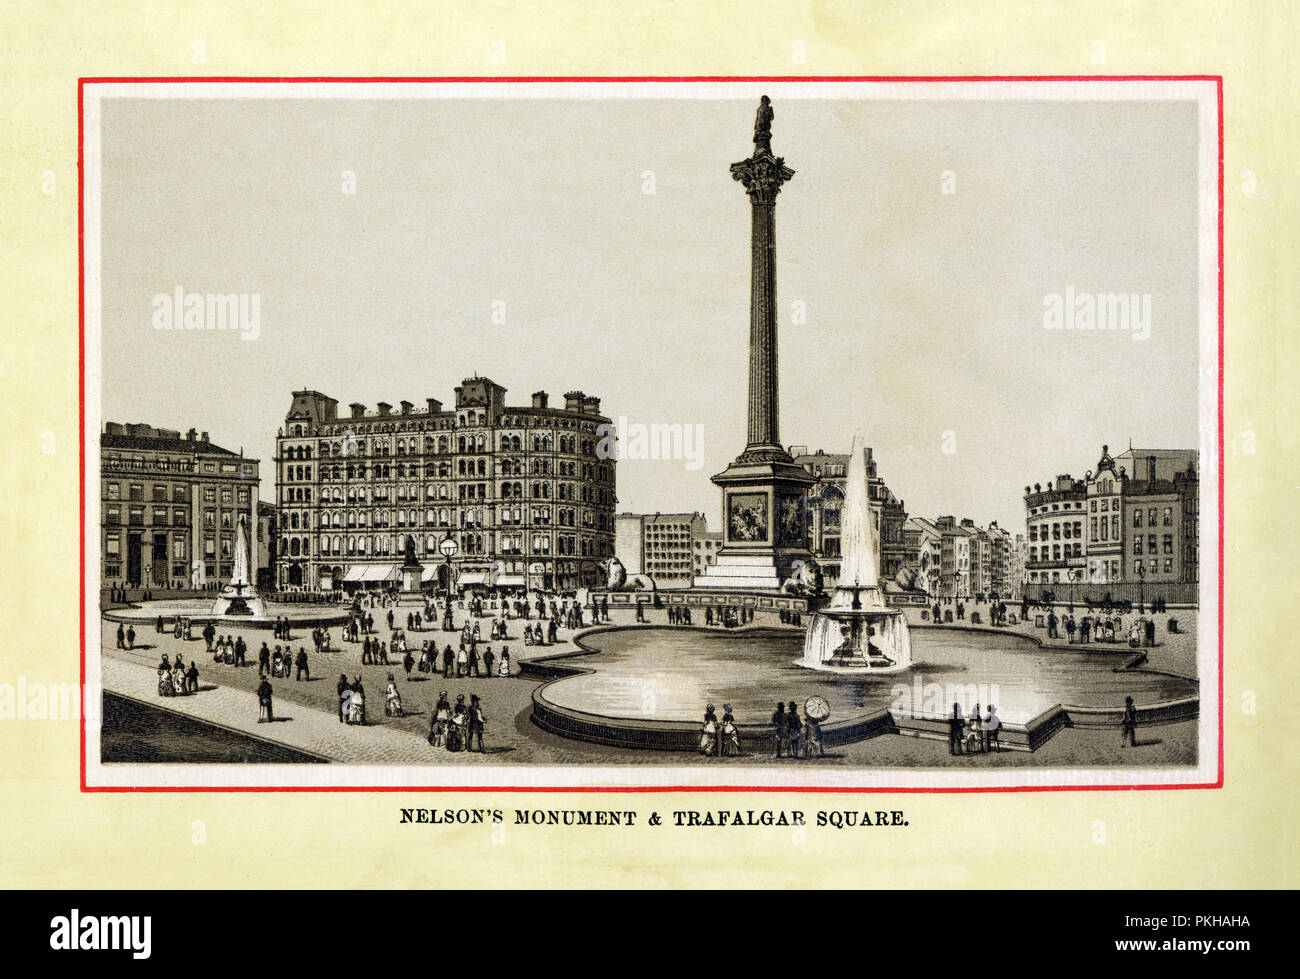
540, 627, 1197, 725
103, 599, 349, 629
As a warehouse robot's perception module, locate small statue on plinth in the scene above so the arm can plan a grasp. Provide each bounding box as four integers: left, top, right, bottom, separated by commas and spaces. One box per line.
753, 95, 774, 156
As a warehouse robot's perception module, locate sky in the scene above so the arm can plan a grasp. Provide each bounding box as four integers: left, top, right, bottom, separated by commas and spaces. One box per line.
98, 93, 1204, 533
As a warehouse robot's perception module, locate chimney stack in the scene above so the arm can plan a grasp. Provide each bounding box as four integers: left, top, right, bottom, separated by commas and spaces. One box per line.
350, 403, 366, 419
531, 391, 548, 410
426, 398, 443, 414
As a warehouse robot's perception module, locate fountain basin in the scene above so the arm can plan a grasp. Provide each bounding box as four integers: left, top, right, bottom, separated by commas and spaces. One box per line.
531, 625, 1196, 725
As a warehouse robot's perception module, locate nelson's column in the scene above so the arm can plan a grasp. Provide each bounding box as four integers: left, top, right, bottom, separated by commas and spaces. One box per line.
696, 96, 815, 591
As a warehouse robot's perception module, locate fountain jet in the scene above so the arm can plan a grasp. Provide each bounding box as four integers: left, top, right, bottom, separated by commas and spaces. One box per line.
210, 514, 266, 617
801, 432, 911, 672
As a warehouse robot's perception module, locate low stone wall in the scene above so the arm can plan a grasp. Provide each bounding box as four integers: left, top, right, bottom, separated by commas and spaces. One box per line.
586, 588, 810, 614
531, 684, 895, 754
102, 608, 351, 630
1062, 698, 1199, 729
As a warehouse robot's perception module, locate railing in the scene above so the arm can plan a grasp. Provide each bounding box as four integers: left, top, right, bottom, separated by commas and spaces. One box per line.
1022, 580, 1199, 607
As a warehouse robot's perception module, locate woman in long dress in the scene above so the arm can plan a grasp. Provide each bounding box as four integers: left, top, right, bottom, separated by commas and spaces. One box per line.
428, 692, 451, 747
497, 648, 511, 678
157, 667, 173, 697
384, 674, 403, 717
347, 685, 365, 725
721, 704, 742, 756
699, 703, 718, 756
447, 696, 467, 751
340, 687, 354, 724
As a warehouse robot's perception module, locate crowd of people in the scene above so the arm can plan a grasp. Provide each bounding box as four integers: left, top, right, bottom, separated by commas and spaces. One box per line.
705, 606, 754, 628
426, 691, 488, 752
1044, 609, 1159, 647
947, 702, 1002, 754
698, 702, 743, 756
770, 700, 826, 759
156, 654, 199, 697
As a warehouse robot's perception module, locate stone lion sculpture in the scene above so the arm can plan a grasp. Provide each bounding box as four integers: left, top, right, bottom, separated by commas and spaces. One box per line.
604, 557, 657, 593
893, 565, 920, 591
781, 557, 824, 596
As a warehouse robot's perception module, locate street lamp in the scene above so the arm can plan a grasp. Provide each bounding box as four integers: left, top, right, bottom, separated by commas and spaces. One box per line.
1136, 561, 1146, 615
440, 535, 459, 629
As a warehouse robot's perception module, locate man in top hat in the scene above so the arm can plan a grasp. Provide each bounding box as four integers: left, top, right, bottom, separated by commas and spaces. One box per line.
771, 702, 788, 757
467, 694, 486, 753
784, 700, 802, 759
336, 673, 350, 723
1121, 696, 1138, 747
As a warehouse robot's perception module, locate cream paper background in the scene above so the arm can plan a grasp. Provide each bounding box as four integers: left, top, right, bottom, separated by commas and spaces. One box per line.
0, 0, 1295, 887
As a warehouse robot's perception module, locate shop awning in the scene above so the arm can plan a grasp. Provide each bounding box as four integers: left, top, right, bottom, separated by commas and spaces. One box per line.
343, 566, 367, 582
495, 574, 525, 587
421, 566, 439, 582
458, 572, 488, 587
361, 564, 397, 582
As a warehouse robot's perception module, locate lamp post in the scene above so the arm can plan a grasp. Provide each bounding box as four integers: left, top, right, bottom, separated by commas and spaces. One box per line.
440, 535, 459, 630
1136, 561, 1146, 615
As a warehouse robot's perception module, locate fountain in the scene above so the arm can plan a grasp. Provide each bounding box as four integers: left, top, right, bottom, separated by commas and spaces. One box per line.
801, 432, 911, 672
210, 514, 266, 617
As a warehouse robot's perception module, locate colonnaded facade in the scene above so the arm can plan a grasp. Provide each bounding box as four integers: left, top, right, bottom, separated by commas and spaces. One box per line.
274, 377, 616, 594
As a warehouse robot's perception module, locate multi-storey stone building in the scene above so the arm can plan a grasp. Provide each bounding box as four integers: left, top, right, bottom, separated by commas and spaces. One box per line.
1024, 473, 1088, 586
693, 529, 723, 578
100, 423, 259, 590
935, 515, 973, 598
274, 378, 616, 594
1027, 445, 1198, 587
904, 516, 944, 594
614, 511, 711, 588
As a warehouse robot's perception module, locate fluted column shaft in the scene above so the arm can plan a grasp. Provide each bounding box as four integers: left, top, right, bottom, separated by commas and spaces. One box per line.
747, 200, 779, 450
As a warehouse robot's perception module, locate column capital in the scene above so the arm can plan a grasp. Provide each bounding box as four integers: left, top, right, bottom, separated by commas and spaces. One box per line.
730, 152, 795, 204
